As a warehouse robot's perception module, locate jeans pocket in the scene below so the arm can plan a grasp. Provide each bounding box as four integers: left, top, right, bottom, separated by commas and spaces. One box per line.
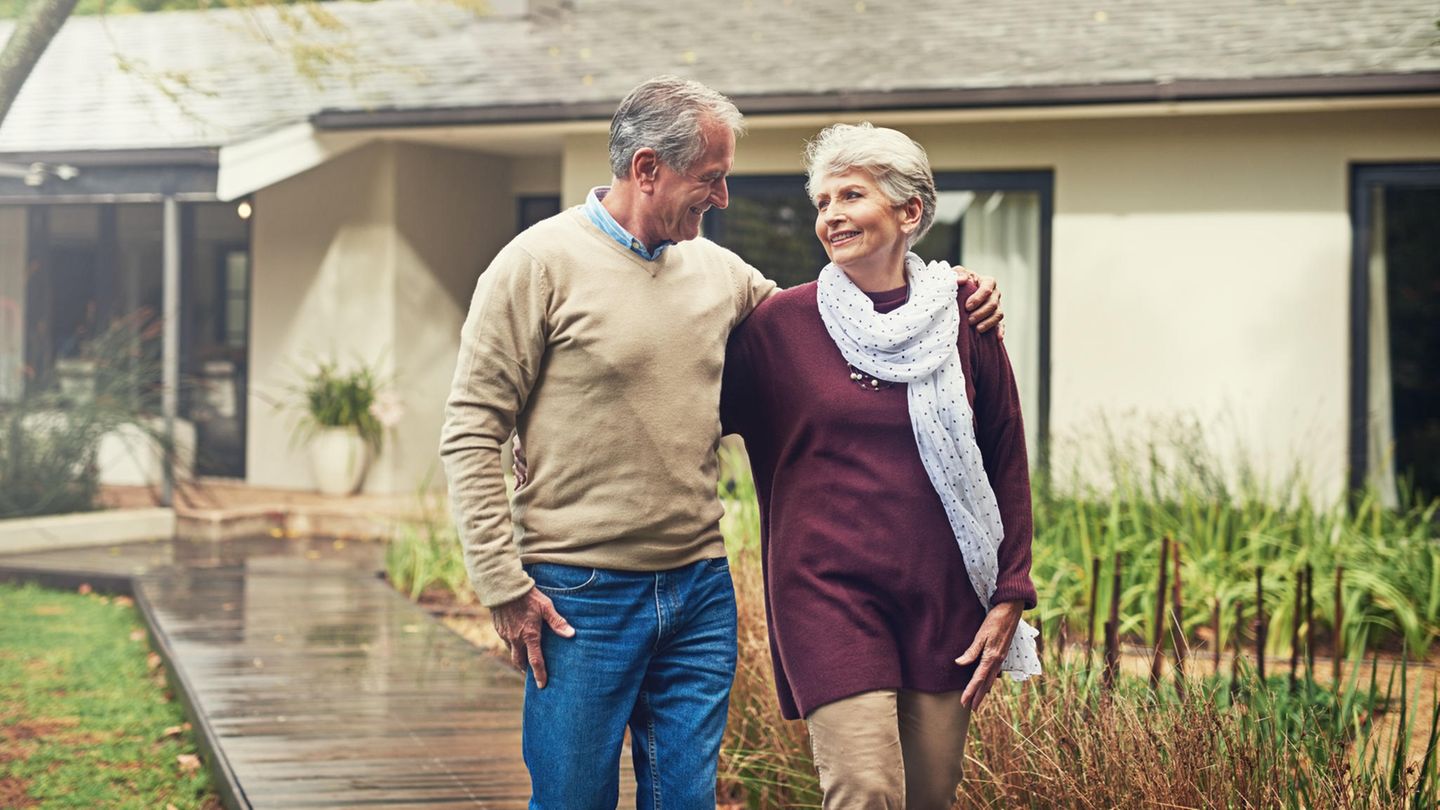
706, 556, 731, 573
527, 563, 599, 594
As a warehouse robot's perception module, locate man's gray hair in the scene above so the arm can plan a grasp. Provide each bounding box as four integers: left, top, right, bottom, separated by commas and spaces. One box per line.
804, 122, 937, 246
609, 76, 745, 178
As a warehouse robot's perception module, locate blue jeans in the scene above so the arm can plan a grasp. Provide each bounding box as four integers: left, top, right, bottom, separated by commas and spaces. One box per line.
522, 557, 737, 810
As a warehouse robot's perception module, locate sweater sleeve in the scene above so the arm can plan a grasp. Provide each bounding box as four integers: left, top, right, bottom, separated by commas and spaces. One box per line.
733, 260, 779, 325
439, 244, 551, 608
969, 325, 1038, 611
720, 314, 761, 440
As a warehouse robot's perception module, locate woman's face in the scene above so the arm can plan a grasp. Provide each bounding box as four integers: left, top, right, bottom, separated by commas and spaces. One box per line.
811, 169, 912, 273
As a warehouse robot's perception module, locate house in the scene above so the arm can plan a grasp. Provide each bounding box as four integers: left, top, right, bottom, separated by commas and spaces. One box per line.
1, 0, 1437, 502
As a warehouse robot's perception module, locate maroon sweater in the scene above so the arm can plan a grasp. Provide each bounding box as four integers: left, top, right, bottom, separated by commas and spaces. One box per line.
721, 280, 1037, 720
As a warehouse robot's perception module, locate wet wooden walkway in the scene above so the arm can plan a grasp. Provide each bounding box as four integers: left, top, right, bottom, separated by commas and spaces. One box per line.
0, 536, 536, 808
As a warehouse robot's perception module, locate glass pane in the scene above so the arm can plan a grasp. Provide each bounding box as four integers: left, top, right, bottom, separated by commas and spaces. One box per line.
184, 202, 249, 477
710, 186, 829, 289
1381, 184, 1440, 500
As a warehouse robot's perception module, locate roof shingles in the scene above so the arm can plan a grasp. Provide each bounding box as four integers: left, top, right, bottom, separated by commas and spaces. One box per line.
2, 0, 1437, 152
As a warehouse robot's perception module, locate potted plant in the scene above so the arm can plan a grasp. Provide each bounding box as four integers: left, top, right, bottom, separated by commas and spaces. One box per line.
293, 359, 403, 496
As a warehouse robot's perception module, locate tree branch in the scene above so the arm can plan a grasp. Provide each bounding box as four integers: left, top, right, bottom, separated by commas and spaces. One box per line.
0, 0, 82, 128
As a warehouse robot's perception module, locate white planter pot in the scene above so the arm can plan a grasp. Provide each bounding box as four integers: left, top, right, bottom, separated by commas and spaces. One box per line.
309, 427, 370, 496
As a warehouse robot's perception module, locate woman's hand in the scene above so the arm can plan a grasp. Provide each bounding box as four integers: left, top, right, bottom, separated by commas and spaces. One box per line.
955, 600, 1024, 711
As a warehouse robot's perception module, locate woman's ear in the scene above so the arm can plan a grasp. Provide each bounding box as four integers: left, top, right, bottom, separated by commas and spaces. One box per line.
898, 196, 924, 235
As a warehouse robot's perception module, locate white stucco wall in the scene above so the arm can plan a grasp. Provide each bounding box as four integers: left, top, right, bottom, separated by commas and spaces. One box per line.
391, 142, 515, 493
249, 141, 523, 494
249, 142, 399, 491
562, 105, 1440, 499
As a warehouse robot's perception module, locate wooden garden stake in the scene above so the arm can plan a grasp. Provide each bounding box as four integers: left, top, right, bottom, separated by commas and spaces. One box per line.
1255, 568, 1266, 684
1087, 556, 1101, 664
1212, 598, 1222, 676
1150, 536, 1171, 690
1172, 543, 1186, 687
1290, 567, 1304, 692
1304, 563, 1315, 679
1333, 566, 1345, 686
1105, 554, 1121, 691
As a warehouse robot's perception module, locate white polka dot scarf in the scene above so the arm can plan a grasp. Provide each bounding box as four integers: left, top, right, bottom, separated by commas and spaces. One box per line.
816, 253, 1041, 682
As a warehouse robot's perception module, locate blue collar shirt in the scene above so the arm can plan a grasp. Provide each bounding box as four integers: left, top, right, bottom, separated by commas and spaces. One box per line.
584, 186, 673, 261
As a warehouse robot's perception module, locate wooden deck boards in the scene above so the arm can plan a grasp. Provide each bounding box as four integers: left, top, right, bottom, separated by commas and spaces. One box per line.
0, 535, 597, 808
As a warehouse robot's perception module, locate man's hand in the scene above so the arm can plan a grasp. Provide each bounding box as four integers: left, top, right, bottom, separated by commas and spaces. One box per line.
954, 266, 1005, 338
955, 600, 1024, 711
490, 587, 574, 688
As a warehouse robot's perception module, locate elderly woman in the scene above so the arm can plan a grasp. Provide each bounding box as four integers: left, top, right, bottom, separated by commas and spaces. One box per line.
721, 123, 1041, 809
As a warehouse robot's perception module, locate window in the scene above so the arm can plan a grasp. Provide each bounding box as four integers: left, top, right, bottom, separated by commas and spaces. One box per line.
708, 171, 1053, 464
1350, 164, 1440, 503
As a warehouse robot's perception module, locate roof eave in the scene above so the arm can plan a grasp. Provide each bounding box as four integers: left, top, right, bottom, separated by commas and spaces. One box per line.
309, 71, 1440, 131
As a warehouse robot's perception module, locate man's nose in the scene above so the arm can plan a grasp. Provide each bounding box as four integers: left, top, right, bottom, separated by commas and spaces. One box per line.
710, 178, 729, 210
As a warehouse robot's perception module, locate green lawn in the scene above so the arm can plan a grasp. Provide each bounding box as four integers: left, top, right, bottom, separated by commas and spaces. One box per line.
0, 582, 218, 810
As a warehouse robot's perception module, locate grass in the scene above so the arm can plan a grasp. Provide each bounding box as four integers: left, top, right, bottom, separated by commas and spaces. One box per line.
0, 582, 217, 810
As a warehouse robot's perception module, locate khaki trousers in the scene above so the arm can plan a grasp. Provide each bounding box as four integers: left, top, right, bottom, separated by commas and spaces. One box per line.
805, 689, 971, 810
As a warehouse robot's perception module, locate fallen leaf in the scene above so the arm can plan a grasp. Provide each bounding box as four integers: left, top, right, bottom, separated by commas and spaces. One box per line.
146, 652, 162, 671
332, 539, 346, 549
77, 584, 92, 595
267, 528, 284, 538
129, 629, 145, 642
160, 724, 189, 739
114, 596, 134, 607
176, 753, 201, 772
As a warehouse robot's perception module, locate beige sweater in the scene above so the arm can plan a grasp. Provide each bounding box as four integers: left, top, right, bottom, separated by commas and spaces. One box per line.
440, 207, 775, 607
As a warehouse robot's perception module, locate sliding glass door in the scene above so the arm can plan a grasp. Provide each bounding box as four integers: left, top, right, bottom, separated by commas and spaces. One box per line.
5, 201, 252, 478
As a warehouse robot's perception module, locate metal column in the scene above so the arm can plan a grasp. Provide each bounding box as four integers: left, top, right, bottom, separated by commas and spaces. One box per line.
161, 195, 180, 507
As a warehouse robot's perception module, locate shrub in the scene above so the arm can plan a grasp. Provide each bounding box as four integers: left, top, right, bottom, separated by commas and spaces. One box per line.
0, 313, 166, 519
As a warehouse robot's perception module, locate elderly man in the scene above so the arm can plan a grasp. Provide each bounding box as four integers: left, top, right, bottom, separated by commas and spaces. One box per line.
440, 76, 1002, 809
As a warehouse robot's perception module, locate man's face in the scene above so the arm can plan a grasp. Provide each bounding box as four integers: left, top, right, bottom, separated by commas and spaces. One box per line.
646, 118, 734, 244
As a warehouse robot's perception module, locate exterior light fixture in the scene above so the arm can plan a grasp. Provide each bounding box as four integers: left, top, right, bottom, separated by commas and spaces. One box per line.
237, 200, 253, 219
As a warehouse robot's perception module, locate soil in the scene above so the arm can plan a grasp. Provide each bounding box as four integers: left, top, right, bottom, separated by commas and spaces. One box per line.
0, 776, 37, 808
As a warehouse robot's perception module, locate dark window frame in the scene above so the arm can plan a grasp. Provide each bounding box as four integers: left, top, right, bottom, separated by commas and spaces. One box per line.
516, 195, 562, 233
1347, 162, 1440, 495
710, 169, 1055, 470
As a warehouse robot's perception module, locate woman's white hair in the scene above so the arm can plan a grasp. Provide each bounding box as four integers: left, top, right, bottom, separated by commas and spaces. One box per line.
609, 76, 745, 178
804, 122, 937, 246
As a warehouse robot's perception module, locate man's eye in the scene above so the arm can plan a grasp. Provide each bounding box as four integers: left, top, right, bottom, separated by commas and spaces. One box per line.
816, 200, 828, 210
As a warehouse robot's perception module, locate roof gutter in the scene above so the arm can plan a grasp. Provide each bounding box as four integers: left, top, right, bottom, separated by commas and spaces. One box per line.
310, 71, 1440, 130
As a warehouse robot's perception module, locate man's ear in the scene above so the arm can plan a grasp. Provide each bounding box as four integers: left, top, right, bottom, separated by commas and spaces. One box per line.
632, 148, 660, 193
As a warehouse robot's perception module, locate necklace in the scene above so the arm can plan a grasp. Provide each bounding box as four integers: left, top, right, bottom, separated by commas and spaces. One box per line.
847, 364, 895, 391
